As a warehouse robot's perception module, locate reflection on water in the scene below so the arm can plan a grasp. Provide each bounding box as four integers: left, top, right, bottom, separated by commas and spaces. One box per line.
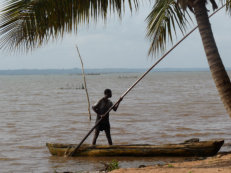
0, 72, 231, 172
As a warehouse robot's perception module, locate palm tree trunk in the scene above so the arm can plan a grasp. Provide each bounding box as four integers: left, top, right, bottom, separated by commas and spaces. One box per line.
193, 0, 231, 117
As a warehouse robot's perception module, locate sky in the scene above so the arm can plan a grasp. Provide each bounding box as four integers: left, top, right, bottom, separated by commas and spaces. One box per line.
0, 1, 231, 70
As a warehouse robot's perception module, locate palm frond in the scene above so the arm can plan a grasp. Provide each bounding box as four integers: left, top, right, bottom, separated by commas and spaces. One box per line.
0, 0, 140, 52
206, 0, 231, 18
222, 0, 231, 15
146, 0, 192, 57
177, 0, 189, 10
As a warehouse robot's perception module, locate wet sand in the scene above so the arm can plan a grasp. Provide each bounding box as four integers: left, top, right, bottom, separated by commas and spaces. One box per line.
110, 152, 231, 173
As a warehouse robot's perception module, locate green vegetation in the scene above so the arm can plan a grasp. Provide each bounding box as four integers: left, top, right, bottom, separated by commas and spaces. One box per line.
167, 164, 174, 168
101, 160, 120, 172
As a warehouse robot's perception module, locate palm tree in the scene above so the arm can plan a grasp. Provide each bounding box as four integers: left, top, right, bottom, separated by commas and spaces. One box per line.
146, 0, 231, 117
1, 0, 231, 116
0, 0, 139, 51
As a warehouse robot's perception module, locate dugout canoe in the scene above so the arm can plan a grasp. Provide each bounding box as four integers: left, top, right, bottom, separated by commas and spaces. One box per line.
46, 139, 224, 157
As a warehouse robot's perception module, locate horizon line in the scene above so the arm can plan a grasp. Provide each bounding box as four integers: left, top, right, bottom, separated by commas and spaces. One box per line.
0, 67, 222, 70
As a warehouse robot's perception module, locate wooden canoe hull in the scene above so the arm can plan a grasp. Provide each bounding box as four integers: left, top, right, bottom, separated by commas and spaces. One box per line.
46, 140, 224, 157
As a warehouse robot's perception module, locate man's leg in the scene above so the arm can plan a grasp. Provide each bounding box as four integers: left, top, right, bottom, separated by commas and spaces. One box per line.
105, 128, 113, 145
92, 129, 100, 145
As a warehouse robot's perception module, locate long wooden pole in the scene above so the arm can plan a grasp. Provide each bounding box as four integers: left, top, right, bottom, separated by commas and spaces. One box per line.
68, 4, 225, 156
76, 45, 92, 120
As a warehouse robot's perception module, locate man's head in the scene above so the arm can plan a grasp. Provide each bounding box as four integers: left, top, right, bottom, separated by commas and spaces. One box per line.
104, 89, 112, 98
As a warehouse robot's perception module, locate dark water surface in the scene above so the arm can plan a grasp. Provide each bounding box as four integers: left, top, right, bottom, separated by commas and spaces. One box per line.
0, 72, 231, 172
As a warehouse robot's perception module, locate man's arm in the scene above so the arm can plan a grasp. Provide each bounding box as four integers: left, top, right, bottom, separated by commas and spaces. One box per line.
92, 105, 99, 114
112, 97, 123, 112
92, 98, 103, 114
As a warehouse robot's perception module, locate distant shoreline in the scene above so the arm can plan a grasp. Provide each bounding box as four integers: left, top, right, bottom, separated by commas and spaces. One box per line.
0, 68, 226, 75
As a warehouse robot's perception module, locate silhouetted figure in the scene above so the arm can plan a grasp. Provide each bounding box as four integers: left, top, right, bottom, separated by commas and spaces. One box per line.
92, 89, 122, 145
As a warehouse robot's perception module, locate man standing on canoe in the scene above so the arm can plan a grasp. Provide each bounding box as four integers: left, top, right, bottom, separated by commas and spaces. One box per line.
92, 89, 122, 145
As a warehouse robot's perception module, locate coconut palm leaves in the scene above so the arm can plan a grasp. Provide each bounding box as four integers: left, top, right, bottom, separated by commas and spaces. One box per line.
146, 0, 231, 57
0, 0, 139, 51
146, 0, 192, 56
219, 0, 231, 14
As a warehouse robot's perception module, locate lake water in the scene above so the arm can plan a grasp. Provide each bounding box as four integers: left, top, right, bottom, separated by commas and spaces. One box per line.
1, 72, 231, 172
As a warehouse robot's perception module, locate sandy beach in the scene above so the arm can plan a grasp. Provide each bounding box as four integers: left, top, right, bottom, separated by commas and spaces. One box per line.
110, 152, 231, 173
